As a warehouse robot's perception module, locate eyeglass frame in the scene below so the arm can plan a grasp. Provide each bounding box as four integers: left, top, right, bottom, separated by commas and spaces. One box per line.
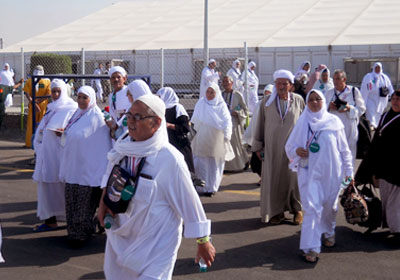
125, 112, 157, 121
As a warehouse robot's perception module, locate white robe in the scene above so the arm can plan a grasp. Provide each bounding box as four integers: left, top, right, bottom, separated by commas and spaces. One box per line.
0, 70, 14, 86
325, 86, 366, 164
227, 67, 243, 92
33, 93, 77, 220
109, 86, 131, 123
241, 69, 259, 114
59, 107, 112, 187
360, 71, 394, 128
104, 145, 211, 280
0, 225, 4, 263
313, 78, 334, 95
93, 68, 104, 101
199, 67, 219, 99
286, 128, 353, 253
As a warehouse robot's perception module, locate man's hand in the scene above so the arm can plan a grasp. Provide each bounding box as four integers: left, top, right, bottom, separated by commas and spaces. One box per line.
296, 147, 309, 158
329, 102, 337, 111
98, 189, 115, 227
338, 104, 350, 113
231, 111, 238, 118
195, 241, 216, 267
105, 119, 117, 130
256, 150, 263, 161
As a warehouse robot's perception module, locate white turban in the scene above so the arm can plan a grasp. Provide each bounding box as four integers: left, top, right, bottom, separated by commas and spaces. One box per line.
232, 59, 240, 68
108, 66, 127, 78
208, 58, 216, 65
135, 94, 166, 120
273, 69, 294, 84
127, 79, 152, 100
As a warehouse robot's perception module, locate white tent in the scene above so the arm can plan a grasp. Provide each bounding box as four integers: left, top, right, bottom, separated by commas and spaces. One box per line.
2, 0, 400, 52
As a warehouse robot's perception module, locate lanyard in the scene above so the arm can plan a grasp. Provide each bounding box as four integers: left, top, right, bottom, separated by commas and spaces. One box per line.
64, 109, 87, 131
306, 124, 321, 148
224, 91, 233, 109
378, 111, 400, 136
112, 92, 117, 110
41, 110, 56, 130
276, 93, 292, 121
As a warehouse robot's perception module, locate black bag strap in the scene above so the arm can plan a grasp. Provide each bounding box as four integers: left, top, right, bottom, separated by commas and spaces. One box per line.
134, 157, 147, 189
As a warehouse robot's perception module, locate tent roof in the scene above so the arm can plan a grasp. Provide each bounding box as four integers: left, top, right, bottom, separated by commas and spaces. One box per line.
3, 0, 400, 52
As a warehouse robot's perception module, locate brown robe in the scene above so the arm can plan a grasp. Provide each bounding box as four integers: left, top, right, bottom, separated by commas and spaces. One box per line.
252, 92, 305, 222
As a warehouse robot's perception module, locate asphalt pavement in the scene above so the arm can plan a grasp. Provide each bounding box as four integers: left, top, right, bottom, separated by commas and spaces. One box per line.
0, 138, 399, 280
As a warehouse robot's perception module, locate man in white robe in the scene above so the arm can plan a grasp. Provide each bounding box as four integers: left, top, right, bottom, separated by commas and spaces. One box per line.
105, 66, 131, 141
360, 62, 394, 129
241, 61, 259, 115
325, 70, 366, 165
226, 59, 243, 92
199, 59, 220, 99
252, 69, 304, 225
92, 63, 105, 102
98, 94, 215, 279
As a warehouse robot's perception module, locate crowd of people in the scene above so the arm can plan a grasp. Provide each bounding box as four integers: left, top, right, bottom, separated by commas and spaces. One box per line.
0, 57, 399, 277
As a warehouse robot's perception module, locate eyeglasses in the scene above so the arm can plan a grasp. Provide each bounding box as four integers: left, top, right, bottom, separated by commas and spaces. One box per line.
125, 112, 156, 121
308, 98, 323, 103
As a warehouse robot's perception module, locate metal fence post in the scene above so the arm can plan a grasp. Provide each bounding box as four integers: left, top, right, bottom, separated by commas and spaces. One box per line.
81, 48, 85, 85
161, 48, 164, 88
203, 0, 209, 67
20, 47, 25, 130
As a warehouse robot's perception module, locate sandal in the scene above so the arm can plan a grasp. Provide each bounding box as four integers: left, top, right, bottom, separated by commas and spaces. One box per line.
32, 223, 59, 232
304, 251, 319, 263
323, 234, 335, 248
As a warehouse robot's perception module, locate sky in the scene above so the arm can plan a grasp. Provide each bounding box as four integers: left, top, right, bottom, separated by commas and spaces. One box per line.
0, 0, 128, 48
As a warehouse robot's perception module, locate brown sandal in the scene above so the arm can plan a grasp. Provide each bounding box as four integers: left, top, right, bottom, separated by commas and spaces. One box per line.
323, 235, 335, 248
304, 251, 319, 263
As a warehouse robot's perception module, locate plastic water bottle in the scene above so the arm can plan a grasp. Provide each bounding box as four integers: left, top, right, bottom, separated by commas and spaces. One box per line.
199, 258, 207, 272
102, 109, 111, 121
341, 177, 352, 189
104, 213, 114, 229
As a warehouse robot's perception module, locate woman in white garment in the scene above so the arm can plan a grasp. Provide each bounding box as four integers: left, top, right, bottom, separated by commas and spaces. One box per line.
227, 59, 243, 92
313, 67, 334, 95
295, 61, 311, 80
59, 86, 112, 247
191, 83, 233, 196
360, 62, 394, 129
285, 89, 353, 263
32, 79, 77, 232
241, 61, 259, 114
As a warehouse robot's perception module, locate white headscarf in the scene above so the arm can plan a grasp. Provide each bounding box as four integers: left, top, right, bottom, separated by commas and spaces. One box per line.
47, 79, 77, 112
191, 83, 230, 132
248, 61, 256, 71
232, 59, 240, 69
295, 61, 311, 78
108, 66, 127, 78
77, 85, 97, 110
265, 69, 295, 107
264, 84, 274, 94
208, 58, 216, 65
157, 87, 189, 118
285, 89, 343, 172
127, 79, 152, 101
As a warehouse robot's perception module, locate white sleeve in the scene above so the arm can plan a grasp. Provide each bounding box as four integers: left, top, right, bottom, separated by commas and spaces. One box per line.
165, 162, 211, 238
348, 87, 366, 120
337, 128, 353, 177
360, 75, 370, 106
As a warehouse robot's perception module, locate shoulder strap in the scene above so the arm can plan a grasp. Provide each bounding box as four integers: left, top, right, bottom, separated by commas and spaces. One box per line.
352, 86, 356, 106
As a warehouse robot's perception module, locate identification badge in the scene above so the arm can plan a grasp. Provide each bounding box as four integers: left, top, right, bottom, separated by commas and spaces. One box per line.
61, 133, 66, 147
309, 142, 320, 153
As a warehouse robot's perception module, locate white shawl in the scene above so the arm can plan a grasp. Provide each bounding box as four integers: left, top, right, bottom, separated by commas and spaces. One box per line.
157, 87, 188, 118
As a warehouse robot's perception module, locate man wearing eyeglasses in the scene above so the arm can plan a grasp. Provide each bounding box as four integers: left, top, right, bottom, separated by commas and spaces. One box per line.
98, 94, 215, 279
252, 69, 305, 226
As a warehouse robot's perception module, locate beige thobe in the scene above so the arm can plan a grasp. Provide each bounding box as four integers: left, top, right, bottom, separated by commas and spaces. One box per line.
252, 93, 305, 222
223, 90, 249, 171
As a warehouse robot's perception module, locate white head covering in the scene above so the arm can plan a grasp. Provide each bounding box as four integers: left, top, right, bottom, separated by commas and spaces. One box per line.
0, 63, 14, 86
264, 84, 274, 94
135, 94, 166, 120
296, 61, 311, 75
108, 66, 127, 78
47, 79, 77, 112
33, 65, 44, 76
232, 59, 240, 68
208, 58, 216, 65
3, 63, 9, 69
248, 61, 256, 71
265, 69, 295, 107
77, 85, 97, 109
372, 62, 383, 80
127, 79, 152, 100
285, 89, 343, 172
191, 83, 231, 132
157, 87, 189, 118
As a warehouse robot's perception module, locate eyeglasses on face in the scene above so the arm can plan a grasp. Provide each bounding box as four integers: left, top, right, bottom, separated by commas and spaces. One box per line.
125, 112, 156, 121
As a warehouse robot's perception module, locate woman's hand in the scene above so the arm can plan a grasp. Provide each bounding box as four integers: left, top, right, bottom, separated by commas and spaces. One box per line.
296, 147, 309, 158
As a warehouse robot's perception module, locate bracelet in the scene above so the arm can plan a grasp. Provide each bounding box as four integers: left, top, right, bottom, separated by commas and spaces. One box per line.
196, 236, 210, 244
